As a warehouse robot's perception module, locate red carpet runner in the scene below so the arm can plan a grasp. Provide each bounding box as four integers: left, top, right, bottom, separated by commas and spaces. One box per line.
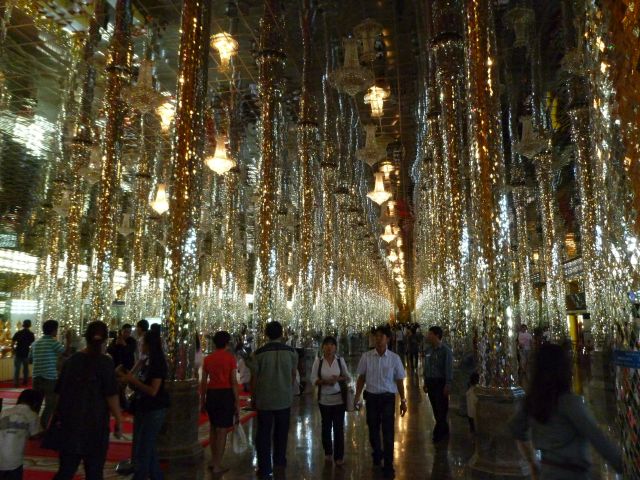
0, 382, 256, 479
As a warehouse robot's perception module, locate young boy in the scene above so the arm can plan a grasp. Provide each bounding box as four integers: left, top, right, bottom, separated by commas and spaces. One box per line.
0, 389, 44, 479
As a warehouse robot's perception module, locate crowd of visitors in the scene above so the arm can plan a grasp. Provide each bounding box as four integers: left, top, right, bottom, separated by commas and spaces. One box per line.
0, 317, 626, 480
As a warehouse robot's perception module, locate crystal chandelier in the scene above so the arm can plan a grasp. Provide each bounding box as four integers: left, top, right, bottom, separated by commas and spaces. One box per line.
379, 160, 395, 177
379, 199, 397, 225
329, 38, 374, 97
356, 124, 387, 167
367, 172, 392, 205
117, 213, 134, 236
122, 59, 164, 114
156, 100, 175, 132
210, 32, 239, 71
353, 18, 382, 64
79, 145, 102, 185
150, 183, 169, 215
205, 137, 236, 175
364, 85, 389, 118
503, 7, 535, 49
380, 224, 397, 243
52, 190, 71, 217
387, 249, 398, 263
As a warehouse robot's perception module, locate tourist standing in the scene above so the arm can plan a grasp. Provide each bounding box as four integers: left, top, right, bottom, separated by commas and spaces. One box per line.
107, 324, 137, 371
310, 336, 350, 466
353, 325, 407, 479
250, 321, 298, 480
423, 325, 453, 443
517, 324, 533, 378
200, 331, 240, 475
118, 329, 170, 480
0, 389, 43, 479
509, 343, 623, 479
52, 321, 123, 480
12, 320, 35, 387
30, 320, 64, 429
133, 319, 149, 365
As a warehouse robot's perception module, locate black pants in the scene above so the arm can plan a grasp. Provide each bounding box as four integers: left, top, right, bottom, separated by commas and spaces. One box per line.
408, 350, 419, 370
0, 466, 23, 480
256, 408, 290, 476
365, 392, 396, 473
53, 450, 107, 480
425, 378, 449, 440
319, 403, 346, 460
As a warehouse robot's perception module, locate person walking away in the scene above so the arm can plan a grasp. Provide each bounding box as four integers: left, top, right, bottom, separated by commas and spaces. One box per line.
0, 389, 43, 479
466, 372, 479, 434
52, 321, 123, 480
509, 343, 623, 479
407, 327, 422, 370
117, 329, 170, 480
200, 331, 240, 475
353, 325, 407, 479
310, 336, 350, 466
12, 320, 35, 387
423, 326, 453, 443
30, 320, 65, 429
235, 347, 251, 393
517, 324, 533, 379
250, 321, 298, 480
107, 324, 137, 371
395, 327, 405, 365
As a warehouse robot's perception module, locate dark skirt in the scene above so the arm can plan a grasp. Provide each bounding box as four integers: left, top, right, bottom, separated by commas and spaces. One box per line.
205, 388, 236, 428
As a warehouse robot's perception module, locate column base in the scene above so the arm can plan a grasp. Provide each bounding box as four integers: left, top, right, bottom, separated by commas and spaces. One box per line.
467, 386, 530, 479
158, 379, 204, 480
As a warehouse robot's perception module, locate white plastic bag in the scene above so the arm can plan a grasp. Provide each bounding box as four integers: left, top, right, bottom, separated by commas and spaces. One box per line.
231, 423, 248, 454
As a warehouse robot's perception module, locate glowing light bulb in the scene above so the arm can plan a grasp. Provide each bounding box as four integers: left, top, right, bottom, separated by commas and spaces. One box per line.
157, 101, 175, 132
150, 183, 169, 215
210, 32, 239, 70
380, 224, 397, 243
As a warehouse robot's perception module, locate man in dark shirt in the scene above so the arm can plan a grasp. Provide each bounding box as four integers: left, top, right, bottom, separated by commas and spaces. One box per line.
12, 320, 35, 387
423, 325, 453, 443
107, 324, 137, 371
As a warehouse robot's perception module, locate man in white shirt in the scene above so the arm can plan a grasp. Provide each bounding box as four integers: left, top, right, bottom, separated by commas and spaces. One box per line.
0, 389, 43, 479
354, 325, 407, 479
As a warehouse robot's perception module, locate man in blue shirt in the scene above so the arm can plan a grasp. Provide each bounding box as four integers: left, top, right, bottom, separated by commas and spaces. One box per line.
423, 325, 453, 443
354, 325, 406, 479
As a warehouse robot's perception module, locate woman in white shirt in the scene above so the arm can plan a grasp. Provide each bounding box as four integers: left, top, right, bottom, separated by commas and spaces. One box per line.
310, 336, 350, 466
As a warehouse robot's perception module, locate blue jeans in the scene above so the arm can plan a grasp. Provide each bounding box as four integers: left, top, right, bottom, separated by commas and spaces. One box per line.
13, 356, 29, 387
133, 408, 167, 480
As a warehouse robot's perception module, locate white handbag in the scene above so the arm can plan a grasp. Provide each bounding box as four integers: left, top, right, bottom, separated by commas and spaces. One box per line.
231, 423, 248, 454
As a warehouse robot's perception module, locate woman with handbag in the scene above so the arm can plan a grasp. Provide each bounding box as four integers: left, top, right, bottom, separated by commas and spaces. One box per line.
51, 321, 123, 480
310, 336, 350, 466
118, 329, 170, 480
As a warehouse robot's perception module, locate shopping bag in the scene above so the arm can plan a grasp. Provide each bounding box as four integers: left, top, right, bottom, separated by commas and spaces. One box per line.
231, 423, 248, 454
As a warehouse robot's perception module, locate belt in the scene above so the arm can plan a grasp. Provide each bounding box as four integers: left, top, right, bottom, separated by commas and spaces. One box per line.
541, 459, 588, 473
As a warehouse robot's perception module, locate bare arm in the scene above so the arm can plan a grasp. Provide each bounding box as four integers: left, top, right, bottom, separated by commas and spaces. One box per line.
231, 366, 240, 417
354, 374, 366, 404
200, 366, 208, 408
516, 440, 539, 480
128, 376, 162, 397
106, 394, 123, 437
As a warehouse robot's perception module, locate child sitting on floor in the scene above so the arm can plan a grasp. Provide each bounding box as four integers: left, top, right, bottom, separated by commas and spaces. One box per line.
0, 389, 44, 480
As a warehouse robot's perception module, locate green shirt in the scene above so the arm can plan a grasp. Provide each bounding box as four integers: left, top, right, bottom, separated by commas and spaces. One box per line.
250, 341, 298, 411
30, 335, 64, 380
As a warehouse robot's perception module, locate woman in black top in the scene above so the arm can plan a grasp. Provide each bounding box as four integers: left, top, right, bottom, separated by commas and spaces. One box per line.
118, 329, 170, 480
53, 321, 123, 480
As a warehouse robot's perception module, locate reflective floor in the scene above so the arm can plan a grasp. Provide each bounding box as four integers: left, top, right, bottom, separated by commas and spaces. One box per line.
205, 365, 472, 480
204, 354, 622, 480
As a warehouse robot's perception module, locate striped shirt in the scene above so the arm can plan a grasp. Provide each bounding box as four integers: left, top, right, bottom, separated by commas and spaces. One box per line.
29, 335, 64, 380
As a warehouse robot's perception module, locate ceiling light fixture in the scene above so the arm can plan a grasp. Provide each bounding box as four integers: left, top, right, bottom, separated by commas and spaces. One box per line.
150, 183, 169, 215
329, 38, 374, 97
205, 137, 236, 175
364, 85, 390, 118
380, 224, 397, 243
367, 172, 392, 205
210, 32, 239, 70
356, 124, 387, 167
353, 18, 383, 64
156, 100, 175, 132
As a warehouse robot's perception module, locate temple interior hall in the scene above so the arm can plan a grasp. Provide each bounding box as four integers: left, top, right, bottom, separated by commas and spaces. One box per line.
0, 0, 638, 479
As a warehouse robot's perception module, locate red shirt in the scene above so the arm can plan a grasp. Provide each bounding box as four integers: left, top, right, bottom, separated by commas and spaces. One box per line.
203, 349, 237, 389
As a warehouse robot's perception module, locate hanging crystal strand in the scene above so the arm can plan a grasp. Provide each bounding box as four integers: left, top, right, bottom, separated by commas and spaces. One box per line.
465, 0, 525, 474
254, 0, 286, 335
431, 0, 467, 346
533, 151, 567, 340
582, 4, 640, 475
63, 0, 106, 333
296, 0, 319, 345
90, 0, 132, 322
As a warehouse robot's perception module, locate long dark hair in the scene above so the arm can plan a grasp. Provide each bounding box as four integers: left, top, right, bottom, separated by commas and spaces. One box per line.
525, 343, 572, 423
144, 329, 166, 368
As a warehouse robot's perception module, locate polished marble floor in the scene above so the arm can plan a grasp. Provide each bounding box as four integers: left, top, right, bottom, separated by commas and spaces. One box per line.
205, 365, 472, 480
